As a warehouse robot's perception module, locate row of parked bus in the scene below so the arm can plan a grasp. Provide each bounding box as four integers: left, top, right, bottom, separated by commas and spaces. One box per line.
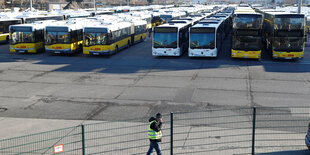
232, 6, 306, 60
8, 15, 149, 55
152, 7, 235, 57
6, 5, 218, 55
152, 5, 306, 60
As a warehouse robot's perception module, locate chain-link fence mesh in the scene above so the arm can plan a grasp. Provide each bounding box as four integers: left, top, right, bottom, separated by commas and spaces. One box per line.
0, 126, 82, 155
255, 106, 309, 154
172, 108, 253, 155
0, 107, 309, 155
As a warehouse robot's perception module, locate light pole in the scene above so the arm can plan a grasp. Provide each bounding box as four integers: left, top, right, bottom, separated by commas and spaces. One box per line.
298, 0, 302, 14
29, 0, 32, 11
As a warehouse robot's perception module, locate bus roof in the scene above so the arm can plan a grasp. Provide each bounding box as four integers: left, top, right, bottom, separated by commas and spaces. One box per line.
83, 21, 132, 32
9, 23, 46, 31
156, 22, 190, 29
191, 22, 221, 29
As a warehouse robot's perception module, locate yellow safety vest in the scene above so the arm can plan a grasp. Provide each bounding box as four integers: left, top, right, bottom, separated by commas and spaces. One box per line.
148, 120, 162, 140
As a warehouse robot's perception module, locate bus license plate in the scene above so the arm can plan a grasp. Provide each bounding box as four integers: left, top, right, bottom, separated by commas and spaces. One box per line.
54, 51, 60, 54
93, 53, 99, 55
19, 50, 25, 53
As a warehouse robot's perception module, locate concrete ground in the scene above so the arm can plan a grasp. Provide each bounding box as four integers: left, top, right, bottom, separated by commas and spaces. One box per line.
0, 34, 309, 154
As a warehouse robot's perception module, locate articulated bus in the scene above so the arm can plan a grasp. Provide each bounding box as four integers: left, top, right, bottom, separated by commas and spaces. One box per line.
18, 15, 65, 24
231, 12, 263, 59
188, 19, 225, 57
132, 20, 147, 44
152, 21, 191, 56
263, 12, 305, 59
45, 21, 84, 54
9, 22, 47, 53
83, 21, 133, 55
0, 18, 22, 43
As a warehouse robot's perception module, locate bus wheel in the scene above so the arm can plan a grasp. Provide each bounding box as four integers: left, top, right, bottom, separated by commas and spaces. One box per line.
115, 46, 119, 53
127, 40, 130, 48
140, 37, 143, 42
79, 44, 83, 53
6, 36, 9, 43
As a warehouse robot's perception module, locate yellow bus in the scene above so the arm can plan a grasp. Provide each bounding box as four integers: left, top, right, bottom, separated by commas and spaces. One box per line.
83, 21, 133, 55
9, 23, 46, 53
0, 19, 22, 44
45, 21, 84, 54
83, 20, 147, 56
231, 10, 263, 59
151, 15, 164, 27
262, 12, 305, 59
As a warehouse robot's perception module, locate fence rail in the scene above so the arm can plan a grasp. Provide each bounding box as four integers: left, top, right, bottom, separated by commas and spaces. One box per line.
0, 106, 309, 155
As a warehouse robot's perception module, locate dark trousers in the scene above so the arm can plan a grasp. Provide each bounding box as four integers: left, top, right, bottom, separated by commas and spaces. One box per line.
146, 140, 161, 155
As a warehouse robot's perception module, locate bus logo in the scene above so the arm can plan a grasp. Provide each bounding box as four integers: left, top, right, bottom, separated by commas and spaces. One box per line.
287, 54, 294, 57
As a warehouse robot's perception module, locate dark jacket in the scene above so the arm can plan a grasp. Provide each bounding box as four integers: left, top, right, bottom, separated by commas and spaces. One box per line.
149, 117, 162, 142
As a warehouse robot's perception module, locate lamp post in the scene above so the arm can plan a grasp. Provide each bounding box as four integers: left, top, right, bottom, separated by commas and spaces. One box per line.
298, 0, 302, 14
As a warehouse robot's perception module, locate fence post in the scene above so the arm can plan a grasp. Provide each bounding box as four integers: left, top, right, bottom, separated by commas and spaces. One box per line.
81, 124, 85, 155
170, 112, 173, 155
252, 106, 256, 155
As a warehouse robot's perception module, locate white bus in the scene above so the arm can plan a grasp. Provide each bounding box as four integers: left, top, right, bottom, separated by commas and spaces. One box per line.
152, 21, 191, 56
188, 19, 225, 57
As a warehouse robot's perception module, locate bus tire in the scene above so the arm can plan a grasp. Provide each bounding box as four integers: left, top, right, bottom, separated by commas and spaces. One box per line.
127, 40, 130, 48
140, 36, 143, 42
6, 36, 9, 43
115, 46, 119, 54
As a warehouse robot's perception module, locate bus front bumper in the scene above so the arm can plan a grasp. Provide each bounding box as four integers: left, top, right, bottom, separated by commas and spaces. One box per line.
86, 50, 114, 56
188, 49, 217, 57
231, 49, 261, 59
45, 48, 77, 54
152, 48, 180, 56
10, 47, 37, 53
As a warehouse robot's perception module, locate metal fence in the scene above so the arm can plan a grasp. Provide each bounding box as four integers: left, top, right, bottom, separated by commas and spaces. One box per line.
0, 107, 309, 155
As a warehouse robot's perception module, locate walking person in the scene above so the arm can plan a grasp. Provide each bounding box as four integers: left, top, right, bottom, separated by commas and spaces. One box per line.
147, 113, 163, 155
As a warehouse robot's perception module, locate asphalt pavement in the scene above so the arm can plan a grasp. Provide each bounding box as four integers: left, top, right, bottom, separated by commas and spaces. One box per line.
0, 34, 309, 154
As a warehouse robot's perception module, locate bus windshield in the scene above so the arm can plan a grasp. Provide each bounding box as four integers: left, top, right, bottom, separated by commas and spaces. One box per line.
233, 15, 262, 29
190, 28, 215, 49
84, 32, 108, 46
232, 36, 262, 51
160, 15, 173, 22
46, 32, 71, 44
274, 37, 304, 52
10, 31, 35, 44
275, 17, 304, 30
153, 27, 177, 48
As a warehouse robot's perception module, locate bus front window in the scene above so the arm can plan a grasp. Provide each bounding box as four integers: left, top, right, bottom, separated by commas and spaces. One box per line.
11, 31, 35, 44
233, 15, 262, 29
190, 30, 215, 49
153, 32, 177, 48
232, 36, 261, 51
274, 37, 304, 52
46, 32, 70, 44
84, 32, 108, 46
275, 17, 304, 30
